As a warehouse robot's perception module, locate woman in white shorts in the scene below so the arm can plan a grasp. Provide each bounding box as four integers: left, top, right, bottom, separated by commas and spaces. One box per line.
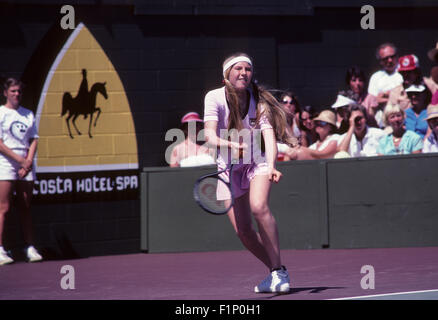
203, 53, 296, 293
0, 78, 42, 265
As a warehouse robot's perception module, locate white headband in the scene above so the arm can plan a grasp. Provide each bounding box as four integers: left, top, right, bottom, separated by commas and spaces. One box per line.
222, 56, 253, 78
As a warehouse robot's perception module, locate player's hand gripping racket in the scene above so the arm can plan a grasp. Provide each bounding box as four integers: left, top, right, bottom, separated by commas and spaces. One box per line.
193, 164, 234, 215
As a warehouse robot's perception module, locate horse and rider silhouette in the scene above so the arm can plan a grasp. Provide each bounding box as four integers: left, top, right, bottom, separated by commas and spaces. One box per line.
61, 69, 108, 138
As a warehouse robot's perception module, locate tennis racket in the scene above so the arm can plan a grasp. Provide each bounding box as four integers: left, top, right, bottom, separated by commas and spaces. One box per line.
193, 164, 234, 215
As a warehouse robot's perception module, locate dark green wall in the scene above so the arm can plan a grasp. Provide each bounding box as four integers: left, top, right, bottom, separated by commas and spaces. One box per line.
141, 153, 438, 253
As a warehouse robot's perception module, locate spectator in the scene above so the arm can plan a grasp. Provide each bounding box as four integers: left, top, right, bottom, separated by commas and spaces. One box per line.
389, 54, 422, 111
169, 112, 215, 167
285, 110, 340, 160
331, 94, 355, 134
404, 84, 432, 139
368, 43, 403, 127
343, 66, 378, 112
0, 78, 42, 265
337, 104, 385, 157
422, 104, 438, 153
279, 91, 301, 138
377, 103, 423, 155
280, 105, 318, 161
297, 105, 318, 147
276, 91, 301, 161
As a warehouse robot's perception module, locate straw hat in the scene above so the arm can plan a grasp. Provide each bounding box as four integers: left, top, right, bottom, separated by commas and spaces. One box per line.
426, 104, 438, 121
428, 41, 438, 63
314, 110, 336, 126
331, 95, 355, 109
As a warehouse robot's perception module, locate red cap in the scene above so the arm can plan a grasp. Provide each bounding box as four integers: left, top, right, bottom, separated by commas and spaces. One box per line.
398, 54, 419, 72
181, 112, 202, 124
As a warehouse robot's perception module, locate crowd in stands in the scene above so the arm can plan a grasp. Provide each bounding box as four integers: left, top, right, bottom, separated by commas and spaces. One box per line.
169, 41, 438, 167
277, 41, 438, 161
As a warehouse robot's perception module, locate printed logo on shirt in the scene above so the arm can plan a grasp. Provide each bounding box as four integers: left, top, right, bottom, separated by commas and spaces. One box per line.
9, 121, 28, 141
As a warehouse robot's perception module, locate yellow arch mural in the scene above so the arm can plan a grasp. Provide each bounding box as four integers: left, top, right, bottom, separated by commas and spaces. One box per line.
36, 23, 138, 173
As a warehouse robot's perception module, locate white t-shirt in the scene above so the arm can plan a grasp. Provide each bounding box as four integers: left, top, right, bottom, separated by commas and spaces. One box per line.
0, 105, 38, 150
422, 133, 438, 153
340, 127, 385, 157
368, 70, 403, 97
204, 87, 272, 165
309, 134, 341, 151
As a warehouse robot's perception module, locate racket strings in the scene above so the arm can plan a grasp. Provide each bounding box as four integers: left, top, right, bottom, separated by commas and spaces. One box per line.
195, 176, 231, 214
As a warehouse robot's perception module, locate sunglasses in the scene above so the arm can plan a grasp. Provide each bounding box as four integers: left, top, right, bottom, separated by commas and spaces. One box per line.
315, 121, 329, 127
380, 54, 397, 63
282, 100, 294, 105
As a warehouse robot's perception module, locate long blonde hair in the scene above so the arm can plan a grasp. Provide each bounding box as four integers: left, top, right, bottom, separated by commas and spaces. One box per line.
222, 53, 297, 147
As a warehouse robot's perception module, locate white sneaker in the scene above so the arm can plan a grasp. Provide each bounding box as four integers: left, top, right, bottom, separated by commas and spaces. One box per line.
254, 267, 290, 293
0, 248, 14, 266
26, 246, 43, 262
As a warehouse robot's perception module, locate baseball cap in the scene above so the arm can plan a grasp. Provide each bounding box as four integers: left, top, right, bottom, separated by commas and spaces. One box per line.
398, 54, 419, 72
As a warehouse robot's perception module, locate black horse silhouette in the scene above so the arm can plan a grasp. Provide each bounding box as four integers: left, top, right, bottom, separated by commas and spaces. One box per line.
61, 70, 108, 138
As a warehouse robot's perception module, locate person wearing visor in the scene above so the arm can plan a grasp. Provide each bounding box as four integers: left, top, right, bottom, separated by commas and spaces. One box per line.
169, 112, 215, 167
404, 84, 432, 139
331, 94, 355, 134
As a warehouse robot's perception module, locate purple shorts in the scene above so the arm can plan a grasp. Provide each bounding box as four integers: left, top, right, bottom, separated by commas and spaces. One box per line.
216, 161, 269, 200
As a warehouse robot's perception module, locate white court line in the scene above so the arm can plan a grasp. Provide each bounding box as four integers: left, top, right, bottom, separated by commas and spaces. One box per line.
330, 289, 438, 300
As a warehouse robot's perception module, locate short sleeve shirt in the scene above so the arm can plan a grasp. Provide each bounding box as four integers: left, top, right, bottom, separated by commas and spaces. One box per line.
377, 130, 423, 155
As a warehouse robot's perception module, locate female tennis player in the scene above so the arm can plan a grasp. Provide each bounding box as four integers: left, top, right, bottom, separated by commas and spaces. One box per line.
203, 53, 295, 293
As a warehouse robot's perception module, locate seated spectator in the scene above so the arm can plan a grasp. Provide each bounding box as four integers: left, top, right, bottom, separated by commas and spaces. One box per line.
404, 84, 432, 139
337, 104, 385, 157
297, 105, 318, 147
169, 112, 215, 167
343, 66, 378, 112
422, 104, 438, 153
279, 91, 301, 138
377, 103, 423, 155
284, 110, 340, 160
331, 94, 355, 134
368, 43, 403, 128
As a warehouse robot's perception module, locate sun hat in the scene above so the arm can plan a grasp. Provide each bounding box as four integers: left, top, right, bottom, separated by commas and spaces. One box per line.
181, 112, 203, 124
313, 110, 336, 126
397, 54, 419, 72
426, 104, 438, 121
428, 41, 438, 63
331, 95, 355, 109
405, 84, 426, 93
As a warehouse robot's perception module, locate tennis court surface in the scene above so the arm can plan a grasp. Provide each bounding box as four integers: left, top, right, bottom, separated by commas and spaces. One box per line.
1, 246, 437, 300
